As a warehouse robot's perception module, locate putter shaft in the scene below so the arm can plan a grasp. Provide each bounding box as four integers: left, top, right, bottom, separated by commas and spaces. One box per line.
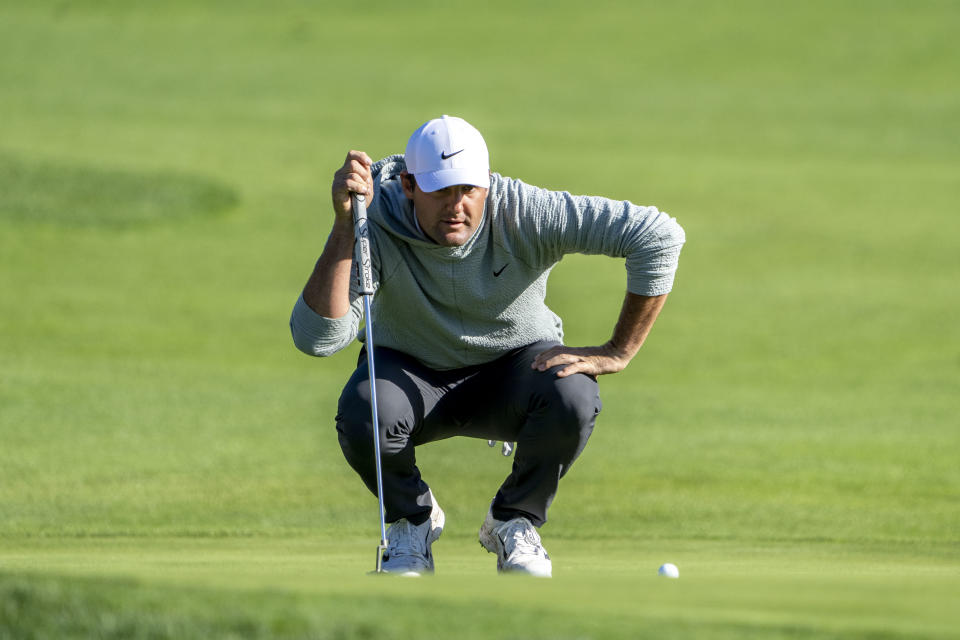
353, 193, 389, 571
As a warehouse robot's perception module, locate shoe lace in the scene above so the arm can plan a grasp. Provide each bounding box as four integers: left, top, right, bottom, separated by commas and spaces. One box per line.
385, 519, 428, 560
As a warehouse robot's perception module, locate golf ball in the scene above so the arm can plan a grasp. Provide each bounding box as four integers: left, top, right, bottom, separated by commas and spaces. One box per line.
657, 563, 679, 578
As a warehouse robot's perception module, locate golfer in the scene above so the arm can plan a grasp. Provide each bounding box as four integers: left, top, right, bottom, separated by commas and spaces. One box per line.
290, 116, 685, 576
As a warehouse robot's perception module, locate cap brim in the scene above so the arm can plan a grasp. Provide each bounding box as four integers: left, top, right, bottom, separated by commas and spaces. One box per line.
415, 168, 490, 193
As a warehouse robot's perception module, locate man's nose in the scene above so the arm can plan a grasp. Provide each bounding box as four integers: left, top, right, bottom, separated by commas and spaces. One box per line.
449, 190, 466, 212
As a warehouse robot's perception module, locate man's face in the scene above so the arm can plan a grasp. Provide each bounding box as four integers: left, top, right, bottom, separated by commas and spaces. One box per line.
401, 173, 488, 247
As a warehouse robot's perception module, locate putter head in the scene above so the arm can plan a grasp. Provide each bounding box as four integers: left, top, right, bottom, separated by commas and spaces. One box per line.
373, 539, 389, 574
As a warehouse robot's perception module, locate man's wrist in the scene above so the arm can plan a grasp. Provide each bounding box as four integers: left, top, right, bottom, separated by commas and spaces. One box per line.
332, 214, 353, 230
329, 216, 355, 243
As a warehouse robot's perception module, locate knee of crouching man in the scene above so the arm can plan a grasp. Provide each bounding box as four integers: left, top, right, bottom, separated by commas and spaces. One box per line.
544, 373, 602, 436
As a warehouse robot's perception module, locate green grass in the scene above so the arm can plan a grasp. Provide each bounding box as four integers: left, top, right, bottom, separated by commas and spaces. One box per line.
3, 539, 957, 639
1, 0, 958, 637
0, 152, 238, 227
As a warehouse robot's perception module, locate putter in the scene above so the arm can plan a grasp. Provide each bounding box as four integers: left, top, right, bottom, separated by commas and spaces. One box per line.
352, 192, 389, 573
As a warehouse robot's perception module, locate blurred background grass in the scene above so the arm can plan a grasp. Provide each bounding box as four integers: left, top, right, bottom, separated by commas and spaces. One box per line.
1, 1, 958, 637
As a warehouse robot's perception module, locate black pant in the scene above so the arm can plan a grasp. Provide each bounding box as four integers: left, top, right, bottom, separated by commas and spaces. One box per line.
336, 341, 601, 527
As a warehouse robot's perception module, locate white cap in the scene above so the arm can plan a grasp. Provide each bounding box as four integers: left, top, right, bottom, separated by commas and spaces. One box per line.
404, 115, 490, 192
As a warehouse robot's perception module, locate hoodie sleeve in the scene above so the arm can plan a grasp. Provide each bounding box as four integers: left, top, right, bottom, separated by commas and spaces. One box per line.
493, 176, 686, 296
289, 293, 363, 357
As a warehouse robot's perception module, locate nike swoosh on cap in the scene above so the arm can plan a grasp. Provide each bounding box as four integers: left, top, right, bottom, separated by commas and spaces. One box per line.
440, 149, 464, 160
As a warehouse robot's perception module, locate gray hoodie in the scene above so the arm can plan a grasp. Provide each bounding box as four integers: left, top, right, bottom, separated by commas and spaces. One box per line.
290, 155, 685, 370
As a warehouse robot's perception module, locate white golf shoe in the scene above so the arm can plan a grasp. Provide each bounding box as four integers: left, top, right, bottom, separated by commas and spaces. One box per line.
478, 510, 552, 577
380, 495, 445, 576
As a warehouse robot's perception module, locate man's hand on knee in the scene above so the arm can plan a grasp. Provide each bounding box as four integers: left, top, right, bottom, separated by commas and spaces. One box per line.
530, 343, 629, 378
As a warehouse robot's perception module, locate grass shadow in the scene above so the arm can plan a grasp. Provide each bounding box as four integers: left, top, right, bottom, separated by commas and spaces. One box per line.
0, 152, 239, 229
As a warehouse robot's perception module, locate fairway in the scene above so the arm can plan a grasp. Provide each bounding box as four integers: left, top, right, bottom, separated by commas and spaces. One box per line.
1, 1, 958, 638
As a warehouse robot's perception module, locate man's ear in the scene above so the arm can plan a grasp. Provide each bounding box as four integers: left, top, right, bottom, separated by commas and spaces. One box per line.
399, 171, 416, 199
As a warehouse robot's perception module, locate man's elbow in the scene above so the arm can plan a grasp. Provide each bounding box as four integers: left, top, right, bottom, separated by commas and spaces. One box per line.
290, 322, 342, 358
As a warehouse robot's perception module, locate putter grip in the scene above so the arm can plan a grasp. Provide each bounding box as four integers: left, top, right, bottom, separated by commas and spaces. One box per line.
351, 193, 375, 295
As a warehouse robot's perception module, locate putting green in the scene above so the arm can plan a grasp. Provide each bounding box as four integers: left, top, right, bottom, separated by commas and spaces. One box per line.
3, 537, 957, 639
